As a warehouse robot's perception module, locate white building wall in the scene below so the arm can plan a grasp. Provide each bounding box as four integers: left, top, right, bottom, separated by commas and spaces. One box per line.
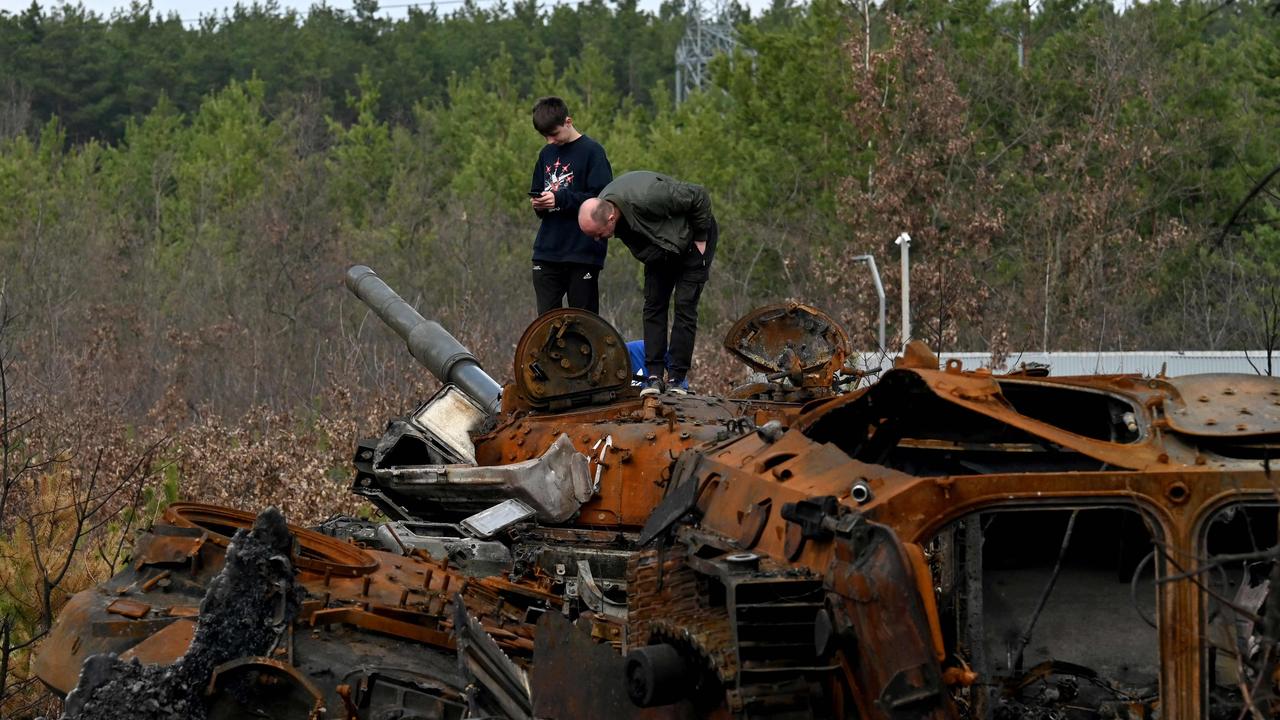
937, 351, 1276, 377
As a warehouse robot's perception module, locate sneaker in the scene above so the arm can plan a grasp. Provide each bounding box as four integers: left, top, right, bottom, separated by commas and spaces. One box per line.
640, 375, 664, 397
667, 377, 688, 395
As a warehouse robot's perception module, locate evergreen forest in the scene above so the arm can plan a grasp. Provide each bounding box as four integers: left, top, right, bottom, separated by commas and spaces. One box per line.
0, 0, 1278, 713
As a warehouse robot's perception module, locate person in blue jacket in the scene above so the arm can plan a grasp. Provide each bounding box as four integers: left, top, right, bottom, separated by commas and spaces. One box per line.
626, 340, 689, 392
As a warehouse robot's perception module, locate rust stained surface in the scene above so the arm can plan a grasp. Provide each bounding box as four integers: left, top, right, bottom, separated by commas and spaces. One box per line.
794, 368, 1173, 469
37, 503, 561, 696
686, 363, 1280, 719
35, 288, 1280, 720
308, 606, 457, 649
130, 529, 206, 569
477, 395, 764, 527
509, 308, 633, 412
118, 619, 196, 664
1160, 372, 1280, 436
825, 521, 954, 718
105, 598, 151, 619
722, 303, 848, 382
34, 592, 122, 692
164, 503, 379, 576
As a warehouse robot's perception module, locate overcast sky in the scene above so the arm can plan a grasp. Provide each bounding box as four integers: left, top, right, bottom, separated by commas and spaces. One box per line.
0, 0, 773, 23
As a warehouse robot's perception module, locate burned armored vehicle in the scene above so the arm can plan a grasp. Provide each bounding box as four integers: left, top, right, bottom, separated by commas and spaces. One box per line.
35, 265, 1280, 719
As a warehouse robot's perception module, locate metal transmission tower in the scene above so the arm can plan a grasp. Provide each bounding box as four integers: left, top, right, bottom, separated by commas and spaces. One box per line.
674, 3, 740, 105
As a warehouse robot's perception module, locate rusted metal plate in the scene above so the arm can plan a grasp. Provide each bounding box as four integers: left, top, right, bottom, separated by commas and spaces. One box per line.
131, 526, 206, 568
826, 521, 954, 718
1161, 373, 1280, 436
531, 612, 694, 719
164, 503, 379, 577
476, 395, 745, 527
309, 607, 456, 649
797, 368, 1171, 470
34, 592, 130, 692
106, 598, 151, 619
118, 618, 196, 664
92, 617, 179, 638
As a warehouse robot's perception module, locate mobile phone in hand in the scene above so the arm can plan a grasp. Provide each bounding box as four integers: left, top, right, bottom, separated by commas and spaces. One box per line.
529, 191, 544, 197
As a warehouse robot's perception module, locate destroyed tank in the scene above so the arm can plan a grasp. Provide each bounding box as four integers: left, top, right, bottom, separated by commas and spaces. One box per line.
35, 265, 1280, 719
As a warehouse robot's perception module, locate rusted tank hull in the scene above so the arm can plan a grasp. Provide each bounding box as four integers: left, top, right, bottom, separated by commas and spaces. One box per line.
36, 280, 1280, 719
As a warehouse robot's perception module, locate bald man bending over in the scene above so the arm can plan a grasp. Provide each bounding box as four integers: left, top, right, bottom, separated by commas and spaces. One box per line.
579, 171, 717, 396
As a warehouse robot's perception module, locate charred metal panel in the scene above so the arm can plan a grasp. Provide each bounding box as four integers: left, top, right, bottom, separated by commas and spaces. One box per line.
531, 612, 695, 719
825, 518, 953, 719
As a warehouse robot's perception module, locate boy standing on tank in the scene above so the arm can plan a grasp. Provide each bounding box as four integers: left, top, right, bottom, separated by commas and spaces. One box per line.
528, 97, 613, 315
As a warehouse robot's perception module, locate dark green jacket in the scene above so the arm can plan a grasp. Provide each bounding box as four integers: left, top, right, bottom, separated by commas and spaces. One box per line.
599, 171, 714, 261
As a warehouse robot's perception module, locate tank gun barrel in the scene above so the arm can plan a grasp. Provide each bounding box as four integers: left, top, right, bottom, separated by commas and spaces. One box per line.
345, 265, 502, 415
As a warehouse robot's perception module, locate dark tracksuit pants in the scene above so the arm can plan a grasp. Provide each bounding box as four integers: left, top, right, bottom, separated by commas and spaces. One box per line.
643, 219, 718, 383
532, 261, 601, 315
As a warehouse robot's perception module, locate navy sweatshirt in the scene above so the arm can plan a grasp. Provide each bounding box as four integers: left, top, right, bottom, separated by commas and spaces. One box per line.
530, 134, 612, 267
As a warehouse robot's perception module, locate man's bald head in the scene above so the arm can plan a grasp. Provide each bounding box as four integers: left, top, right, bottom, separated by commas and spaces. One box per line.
579, 198, 618, 240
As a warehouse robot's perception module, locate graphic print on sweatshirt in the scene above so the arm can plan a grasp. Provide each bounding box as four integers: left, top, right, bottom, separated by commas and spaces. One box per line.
542, 158, 575, 192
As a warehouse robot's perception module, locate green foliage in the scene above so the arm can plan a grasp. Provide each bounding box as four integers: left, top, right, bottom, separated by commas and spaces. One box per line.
328, 68, 394, 225
0, 0, 688, 142
0, 0, 1277, 411
431, 48, 538, 207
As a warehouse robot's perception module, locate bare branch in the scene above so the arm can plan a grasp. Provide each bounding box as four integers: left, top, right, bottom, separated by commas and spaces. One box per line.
1216, 160, 1280, 248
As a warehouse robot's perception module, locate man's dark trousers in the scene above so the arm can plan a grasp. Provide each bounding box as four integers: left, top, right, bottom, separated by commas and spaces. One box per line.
532, 261, 600, 315
642, 220, 718, 383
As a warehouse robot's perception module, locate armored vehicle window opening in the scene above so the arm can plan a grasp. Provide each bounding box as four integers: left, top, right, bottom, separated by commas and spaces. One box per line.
994, 379, 1144, 444
1197, 501, 1279, 718
805, 386, 1109, 476
930, 504, 1163, 718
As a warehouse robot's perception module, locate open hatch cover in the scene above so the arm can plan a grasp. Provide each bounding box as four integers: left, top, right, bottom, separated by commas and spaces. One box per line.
722, 303, 849, 377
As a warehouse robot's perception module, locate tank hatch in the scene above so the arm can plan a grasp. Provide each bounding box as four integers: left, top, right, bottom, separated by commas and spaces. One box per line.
511, 309, 633, 411
722, 303, 849, 382
1161, 372, 1280, 437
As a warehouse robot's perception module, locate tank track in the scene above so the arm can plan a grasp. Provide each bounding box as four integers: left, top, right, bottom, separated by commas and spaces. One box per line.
628, 546, 833, 718
627, 547, 739, 684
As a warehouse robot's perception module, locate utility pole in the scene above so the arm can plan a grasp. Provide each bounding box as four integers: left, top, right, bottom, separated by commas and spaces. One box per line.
896, 233, 911, 346
852, 255, 886, 354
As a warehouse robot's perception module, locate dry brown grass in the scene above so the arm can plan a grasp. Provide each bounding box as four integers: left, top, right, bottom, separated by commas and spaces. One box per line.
0, 308, 444, 718
169, 381, 418, 524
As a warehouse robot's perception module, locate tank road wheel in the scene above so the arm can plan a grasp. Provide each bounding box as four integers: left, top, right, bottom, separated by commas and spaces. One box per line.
624, 637, 731, 716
